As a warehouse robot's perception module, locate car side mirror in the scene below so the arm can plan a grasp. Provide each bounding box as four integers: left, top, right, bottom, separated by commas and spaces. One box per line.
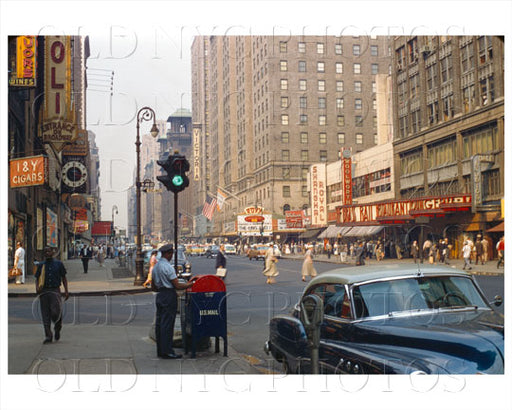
491, 295, 503, 307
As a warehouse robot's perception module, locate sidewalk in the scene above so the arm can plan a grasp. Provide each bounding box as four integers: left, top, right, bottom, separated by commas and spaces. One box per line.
280, 252, 505, 276
7, 258, 259, 375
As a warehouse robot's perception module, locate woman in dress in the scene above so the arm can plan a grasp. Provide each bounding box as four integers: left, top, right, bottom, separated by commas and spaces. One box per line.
263, 243, 279, 284
301, 244, 317, 282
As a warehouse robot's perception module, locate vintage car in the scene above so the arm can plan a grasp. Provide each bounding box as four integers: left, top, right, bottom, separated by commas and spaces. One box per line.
264, 264, 504, 374
247, 245, 269, 260
205, 245, 220, 258
224, 244, 237, 255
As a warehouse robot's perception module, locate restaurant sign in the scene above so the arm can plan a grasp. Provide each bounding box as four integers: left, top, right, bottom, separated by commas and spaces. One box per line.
339, 195, 472, 224
310, 163, 327, 226
9, 36, 37, 87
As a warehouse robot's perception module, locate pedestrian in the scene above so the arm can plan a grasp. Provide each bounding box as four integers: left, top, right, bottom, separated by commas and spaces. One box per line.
444, 238, 451, 264
151, 244, 196, 359
475, 238, 484, 265
215, 244, 227, 280
97, 244, 105, 267
34, 247, 69, 344
143, 250, 158, 288
13, 241, 26, 284
411, 240, 419, 264
79, 245, 93, 273
423, 239, 432, 262
482, 237, 489, 263
496, 236, 505, 268
355, 242, 365, 266
301, 245, 317, 282
462, 241, 472, 270
263, 242, 279, 284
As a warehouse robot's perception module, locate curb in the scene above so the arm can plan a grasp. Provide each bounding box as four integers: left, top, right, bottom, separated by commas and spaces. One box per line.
8, 287, 152, 298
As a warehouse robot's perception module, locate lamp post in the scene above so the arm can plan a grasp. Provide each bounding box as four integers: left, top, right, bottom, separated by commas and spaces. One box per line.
111, 205, 118, 245
134, 107, 159, 286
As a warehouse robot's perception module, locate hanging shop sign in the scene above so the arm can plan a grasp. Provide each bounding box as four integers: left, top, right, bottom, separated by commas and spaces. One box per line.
9, 36, 37, 87
285, 210, 305, 229
9, 155, 47, 188
342, 148, 352, 205
46, 207, 58, 248
339, 194, 472, 224
62, 129, 89, 156
237, 214, 272, 236
310, 163, 327, 226
42, 36, 77, 152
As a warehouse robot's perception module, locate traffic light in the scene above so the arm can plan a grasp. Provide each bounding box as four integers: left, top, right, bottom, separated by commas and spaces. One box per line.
157, 153, 190, 193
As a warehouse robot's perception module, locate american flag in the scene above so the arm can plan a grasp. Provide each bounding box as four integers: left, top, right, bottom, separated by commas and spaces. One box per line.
202, 195, 217, 220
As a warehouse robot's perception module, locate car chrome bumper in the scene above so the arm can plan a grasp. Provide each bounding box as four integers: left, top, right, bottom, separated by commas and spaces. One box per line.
263, 340, 271, 355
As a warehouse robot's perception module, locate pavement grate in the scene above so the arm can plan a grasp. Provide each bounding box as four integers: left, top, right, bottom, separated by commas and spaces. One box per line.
111, 268, 134, 278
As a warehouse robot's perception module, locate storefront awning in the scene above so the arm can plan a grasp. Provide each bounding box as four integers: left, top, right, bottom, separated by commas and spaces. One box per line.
486, 222, 504, 232
318, 225, 341, 239
343, 225, 384, 237
299, 228, 324, 240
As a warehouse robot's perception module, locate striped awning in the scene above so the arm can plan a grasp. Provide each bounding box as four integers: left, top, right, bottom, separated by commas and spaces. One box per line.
343, 225, 384, 237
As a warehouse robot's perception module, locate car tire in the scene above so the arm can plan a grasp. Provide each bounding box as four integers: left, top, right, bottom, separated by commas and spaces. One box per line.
281, 358, 291, 375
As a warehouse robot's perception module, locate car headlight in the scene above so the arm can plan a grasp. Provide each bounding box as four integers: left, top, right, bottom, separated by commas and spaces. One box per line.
185, 263, 191, 273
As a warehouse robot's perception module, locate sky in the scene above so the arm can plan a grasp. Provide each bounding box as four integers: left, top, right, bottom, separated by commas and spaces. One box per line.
1, 1, 511, 409
86, 26, 194, 231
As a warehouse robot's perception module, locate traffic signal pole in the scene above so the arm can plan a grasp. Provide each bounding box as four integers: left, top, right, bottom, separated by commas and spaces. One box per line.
174, 191, 179, 275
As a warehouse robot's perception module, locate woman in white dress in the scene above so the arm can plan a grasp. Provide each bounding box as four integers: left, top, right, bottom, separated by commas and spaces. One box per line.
263, 243, 279, 284
301, 245, 317, 282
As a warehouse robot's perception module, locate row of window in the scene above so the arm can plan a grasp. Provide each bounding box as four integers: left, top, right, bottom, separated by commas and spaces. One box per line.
399, 123, 498, 175
280, 96, 376, 110
280, 62, 380, 75
279, 41, 380, 57
280, 113, 377, 128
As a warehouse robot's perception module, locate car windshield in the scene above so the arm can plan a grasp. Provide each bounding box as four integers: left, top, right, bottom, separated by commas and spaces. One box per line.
352, 276, 488, 318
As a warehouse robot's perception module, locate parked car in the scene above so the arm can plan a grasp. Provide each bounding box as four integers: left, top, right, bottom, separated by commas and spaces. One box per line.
205, 245, 220, 258
264, 264, 504, 374
144, 248, 191, 277
224, 244, 237, 255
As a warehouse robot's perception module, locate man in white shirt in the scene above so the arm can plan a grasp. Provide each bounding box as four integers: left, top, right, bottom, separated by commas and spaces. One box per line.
14, 241, 25, 284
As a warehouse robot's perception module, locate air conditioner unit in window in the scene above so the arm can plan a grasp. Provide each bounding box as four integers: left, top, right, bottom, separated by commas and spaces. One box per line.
420, 45, 432, 55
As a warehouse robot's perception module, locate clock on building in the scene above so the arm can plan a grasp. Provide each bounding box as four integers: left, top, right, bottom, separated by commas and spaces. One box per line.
62, 159, 87, 191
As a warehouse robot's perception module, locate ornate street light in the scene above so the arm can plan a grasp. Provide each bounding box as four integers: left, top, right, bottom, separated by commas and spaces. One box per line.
134, 107, 159, 286
111, 204, 118, 242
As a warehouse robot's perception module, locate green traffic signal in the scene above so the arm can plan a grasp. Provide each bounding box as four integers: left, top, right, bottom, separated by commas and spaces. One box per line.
172, 174, 184, 186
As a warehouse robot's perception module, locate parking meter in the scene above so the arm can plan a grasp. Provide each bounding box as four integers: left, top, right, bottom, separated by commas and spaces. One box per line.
300, 294, 324, 374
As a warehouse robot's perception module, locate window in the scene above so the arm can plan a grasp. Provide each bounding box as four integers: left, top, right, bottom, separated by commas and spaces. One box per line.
373, 99, 377, 110
408, 38, 418, 64
440, 56, 453, 83
336, 81, 344, 92
320, 150, 328, 162
428, 101, 439, 124
318, 80, 326, 91
280, 97, 289, 108
354, 81, 362, 92
282, 150, 290, 161
319, 115, 326, 125
335, 62, 343, 74
400, 150, 423, 175
279, 41, 287, 53
354, 63, 361, 74
300, 114, 308, 124
356, 133, 363, 144
298, 60, 306, 72
300, 132, 308, 144
411, 110, 421, 133
318, 97, 326, 109
410, 74, 419, 99
280, 60, 287, 71
478, 36, 493, 64
480, 75, 495, 105
336, 98, 344, 110
298, 42, 306, 53
426, 63, 437, 90
461, 41, 475, 73
372, 81, 377, 93
281, 132, 289, 143
317, 62, 325, 72
301, 168, 308, 180
371, 63, 378, 75
301, 150, 309, 161
483, 169, 501, 197
319, 132, 327, 144
335, 44, 343, 55
281, 114, 289, 125
338, 133, 345, 144
427, 138, 456, 169
280, 79, 288, 90
317, 43, 324, 54
283, 186, 291, 197
353, 44, 360, 56
355, 116, 363, 127
302, 185, 308, 197
462, 123, 498, 158
442, 95, 454, 120
299, 96, 307, 109
299, 79, 307, 91
282, 167, 290, 180
355, 99, 362, 110
371, 45, 378, 56
337, 116, 345, 126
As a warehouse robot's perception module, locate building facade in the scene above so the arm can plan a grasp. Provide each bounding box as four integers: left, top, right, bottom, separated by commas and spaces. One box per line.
191, 35, 393, 239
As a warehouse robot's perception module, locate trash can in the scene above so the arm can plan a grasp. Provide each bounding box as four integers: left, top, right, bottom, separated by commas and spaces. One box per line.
181, 275, 227, 358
